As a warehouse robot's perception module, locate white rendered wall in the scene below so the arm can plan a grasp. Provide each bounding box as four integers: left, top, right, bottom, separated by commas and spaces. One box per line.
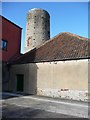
9, 59, 88, 101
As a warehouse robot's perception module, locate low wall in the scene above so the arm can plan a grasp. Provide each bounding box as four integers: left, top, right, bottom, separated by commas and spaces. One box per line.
36, 59, 88, 101
9, 59, 88, 101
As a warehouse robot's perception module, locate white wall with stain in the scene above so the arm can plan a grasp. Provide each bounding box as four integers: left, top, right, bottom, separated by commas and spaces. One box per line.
9, 59, 89, 101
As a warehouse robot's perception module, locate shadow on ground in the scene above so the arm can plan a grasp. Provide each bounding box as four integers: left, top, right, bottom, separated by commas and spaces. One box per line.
2, 92, 32, 100
2, 103, 77, 118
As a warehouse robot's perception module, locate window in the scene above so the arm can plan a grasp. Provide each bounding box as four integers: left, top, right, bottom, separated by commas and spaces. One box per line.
1, 40, 7, 51
48, 31, 50, 34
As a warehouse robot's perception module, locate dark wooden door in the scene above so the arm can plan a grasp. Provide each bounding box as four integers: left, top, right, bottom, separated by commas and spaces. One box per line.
17, 74, 24, 92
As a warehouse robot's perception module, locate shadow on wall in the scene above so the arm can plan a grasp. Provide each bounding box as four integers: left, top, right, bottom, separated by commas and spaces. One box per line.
23, 48, 38, 95
0, 62, 2, 95
7, 48, 38, 96
2, 63, 10, 92
29, 63, 38, 95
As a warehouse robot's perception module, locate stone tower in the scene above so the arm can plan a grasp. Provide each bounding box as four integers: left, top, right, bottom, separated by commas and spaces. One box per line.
24, 8, 50, 53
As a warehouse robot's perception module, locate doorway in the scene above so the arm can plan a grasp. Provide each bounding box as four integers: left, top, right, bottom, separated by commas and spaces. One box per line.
16, 74, 24, 92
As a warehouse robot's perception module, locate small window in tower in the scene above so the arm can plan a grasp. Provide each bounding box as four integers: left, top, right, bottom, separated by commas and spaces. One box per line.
33, 33, 35, 34
1, 40, 7, 51
48, 31, 50, 34
45, 25, 47, 29
34, 27, 35, 29
34, 22, 36, 23
35, 16, 36, 17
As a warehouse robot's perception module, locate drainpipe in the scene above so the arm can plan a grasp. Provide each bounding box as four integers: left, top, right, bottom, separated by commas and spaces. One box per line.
7, 63, 11, 92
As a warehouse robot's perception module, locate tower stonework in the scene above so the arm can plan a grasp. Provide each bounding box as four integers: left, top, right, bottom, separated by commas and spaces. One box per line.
24, 8, 50, 53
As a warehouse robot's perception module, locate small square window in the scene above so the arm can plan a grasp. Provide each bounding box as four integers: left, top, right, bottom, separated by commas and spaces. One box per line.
48, 31, 50, 34
1, 40, 7, 51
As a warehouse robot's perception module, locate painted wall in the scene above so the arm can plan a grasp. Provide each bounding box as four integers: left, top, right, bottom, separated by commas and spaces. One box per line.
0, 62, 2, 93
1, 16, 22, 62
2, 63, 10, 91
9, 64, 38, 94
36, 59, 88, 101
9, 59, 88, 101
88, 59, 90, 101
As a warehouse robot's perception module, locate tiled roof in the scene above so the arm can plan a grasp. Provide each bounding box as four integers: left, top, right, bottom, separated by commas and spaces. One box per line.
10, 32, 90, 64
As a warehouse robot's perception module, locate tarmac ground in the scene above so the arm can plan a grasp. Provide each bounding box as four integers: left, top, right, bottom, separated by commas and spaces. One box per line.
1, 92, 89, 119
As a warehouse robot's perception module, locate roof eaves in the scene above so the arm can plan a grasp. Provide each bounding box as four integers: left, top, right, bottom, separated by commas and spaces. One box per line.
1, 15, 22, 29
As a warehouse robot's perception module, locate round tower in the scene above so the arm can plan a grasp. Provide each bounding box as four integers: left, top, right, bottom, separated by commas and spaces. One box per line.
24, 8, 50, 53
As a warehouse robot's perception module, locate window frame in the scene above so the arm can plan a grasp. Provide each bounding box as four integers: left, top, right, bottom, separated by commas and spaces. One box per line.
1, 39, 8, 51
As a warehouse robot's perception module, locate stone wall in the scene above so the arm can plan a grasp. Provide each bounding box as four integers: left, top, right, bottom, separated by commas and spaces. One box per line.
24, 8, 50, 53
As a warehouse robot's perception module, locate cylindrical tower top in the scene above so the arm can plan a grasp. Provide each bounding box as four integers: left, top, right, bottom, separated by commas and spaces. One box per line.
24, 8, 50, 53
28, 8, 50, 17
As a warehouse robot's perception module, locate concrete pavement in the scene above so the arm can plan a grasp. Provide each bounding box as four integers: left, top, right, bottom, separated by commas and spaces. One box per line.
3, 103, 77, 118
1, 92, 90, 118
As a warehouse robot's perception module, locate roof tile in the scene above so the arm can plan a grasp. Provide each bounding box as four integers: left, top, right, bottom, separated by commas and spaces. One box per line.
10, 32, 90, 64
